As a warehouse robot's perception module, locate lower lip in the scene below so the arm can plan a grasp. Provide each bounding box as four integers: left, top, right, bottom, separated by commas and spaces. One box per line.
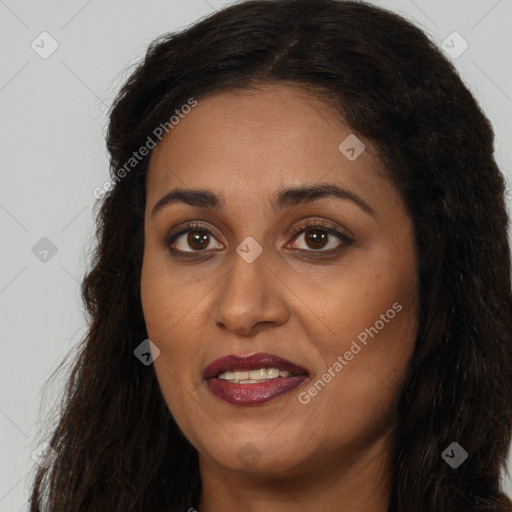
206, 376, 309, 406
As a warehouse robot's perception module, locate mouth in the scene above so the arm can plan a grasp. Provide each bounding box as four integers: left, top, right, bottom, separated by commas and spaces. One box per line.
203, 352, 309, 406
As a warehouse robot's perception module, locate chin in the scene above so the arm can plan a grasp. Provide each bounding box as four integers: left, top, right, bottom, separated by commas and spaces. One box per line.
199, 435, 310, 476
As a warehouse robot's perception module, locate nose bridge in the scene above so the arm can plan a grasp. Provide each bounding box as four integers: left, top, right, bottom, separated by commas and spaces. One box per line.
213, 242, 286, 334
223, 243, 267, 310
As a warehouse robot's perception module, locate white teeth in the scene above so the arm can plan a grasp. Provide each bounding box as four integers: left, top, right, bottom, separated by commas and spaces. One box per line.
267, 368, 280, 378
217, 367, 292, 382
250, 369, 266, 380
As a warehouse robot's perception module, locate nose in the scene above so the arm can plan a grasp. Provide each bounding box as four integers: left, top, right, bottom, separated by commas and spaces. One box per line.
212, 247, 289, 337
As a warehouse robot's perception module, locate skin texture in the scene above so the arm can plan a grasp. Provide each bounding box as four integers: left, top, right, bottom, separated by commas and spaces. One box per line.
140, 83, 419, 511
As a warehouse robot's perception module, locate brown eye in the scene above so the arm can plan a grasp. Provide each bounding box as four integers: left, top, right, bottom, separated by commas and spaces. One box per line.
303, 229, 329, 250
186, 230, 210, 251
166, 221, 353, 259
168, 224, 223, 254
290, 223, 353, 253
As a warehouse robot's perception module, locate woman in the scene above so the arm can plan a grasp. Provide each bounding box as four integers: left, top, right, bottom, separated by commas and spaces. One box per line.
29, 0, 512, 510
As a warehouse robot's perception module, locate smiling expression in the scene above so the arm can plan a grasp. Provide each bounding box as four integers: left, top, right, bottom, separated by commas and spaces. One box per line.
140, 83, 419, 478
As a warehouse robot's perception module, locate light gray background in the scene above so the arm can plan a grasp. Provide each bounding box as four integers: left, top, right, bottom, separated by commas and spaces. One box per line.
1, 0, 511, 510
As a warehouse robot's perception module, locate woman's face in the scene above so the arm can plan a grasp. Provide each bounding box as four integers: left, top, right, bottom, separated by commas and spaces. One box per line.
141, 83, 418, 480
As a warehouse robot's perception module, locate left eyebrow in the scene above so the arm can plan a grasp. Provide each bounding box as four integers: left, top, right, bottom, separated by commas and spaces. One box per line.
151, 182, 376, 218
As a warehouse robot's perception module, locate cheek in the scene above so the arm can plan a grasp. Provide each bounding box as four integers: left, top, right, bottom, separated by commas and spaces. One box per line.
297, 305, 416, 451
141, 258, 209, 438
296, 249, 417, 427
140, 250, 212, 379
141, 249, 204, 341
141, 256, 193, 402
290, 253, 416, 360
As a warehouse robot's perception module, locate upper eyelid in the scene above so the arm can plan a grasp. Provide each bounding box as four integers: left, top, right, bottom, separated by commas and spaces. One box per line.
167, 222, 222, 243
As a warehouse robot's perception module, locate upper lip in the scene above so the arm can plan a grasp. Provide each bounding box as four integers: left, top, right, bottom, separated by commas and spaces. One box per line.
203, 352, 309, 379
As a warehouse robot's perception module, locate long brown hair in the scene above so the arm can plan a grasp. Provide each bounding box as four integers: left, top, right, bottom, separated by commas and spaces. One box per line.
29, 1, 512, 510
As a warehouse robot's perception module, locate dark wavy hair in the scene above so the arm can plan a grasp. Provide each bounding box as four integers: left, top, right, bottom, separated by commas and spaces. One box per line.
28, 0, 512, 510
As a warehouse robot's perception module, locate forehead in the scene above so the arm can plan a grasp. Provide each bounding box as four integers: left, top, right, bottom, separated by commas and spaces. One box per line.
146, 83, 391, 212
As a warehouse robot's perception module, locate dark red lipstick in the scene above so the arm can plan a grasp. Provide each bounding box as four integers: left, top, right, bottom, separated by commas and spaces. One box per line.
204, 352, 309, 406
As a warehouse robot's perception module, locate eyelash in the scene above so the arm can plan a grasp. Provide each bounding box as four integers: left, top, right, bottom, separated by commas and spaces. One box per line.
165, 220, 354, 259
